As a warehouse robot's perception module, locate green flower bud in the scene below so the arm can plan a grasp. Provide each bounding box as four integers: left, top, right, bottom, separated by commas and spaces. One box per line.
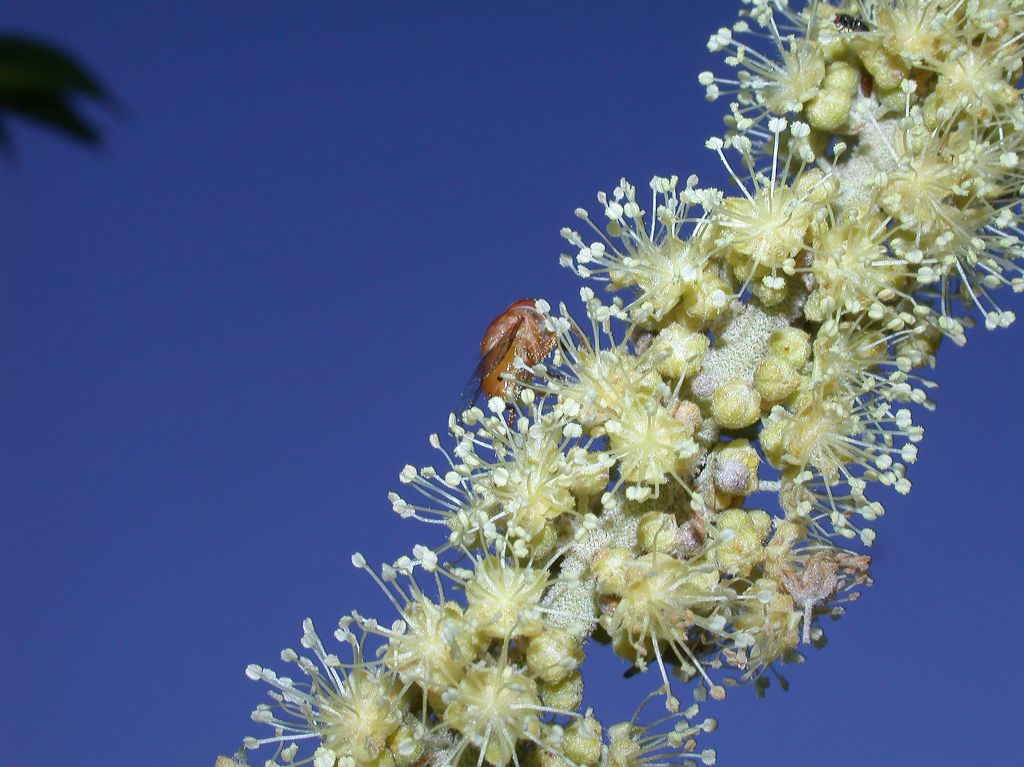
806, 60, 859, 132
651, 323, 710, 381
754, 355, 801, 403
526, 629, 584, 685
768, 325, 811, 369
712, 438, 760, 497
637, 511, 679, 554
592, 547, 633, 594
710, 508, 772, 577
760, 409, 788, 467
853, 39, 907, 91
389, 724, 426, 767
539, 670, 583, 711
563, 715, 603, 767
711, 379, 761, 429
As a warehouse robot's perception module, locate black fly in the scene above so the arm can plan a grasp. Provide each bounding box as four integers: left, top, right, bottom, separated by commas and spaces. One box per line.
834, 13, 870, 32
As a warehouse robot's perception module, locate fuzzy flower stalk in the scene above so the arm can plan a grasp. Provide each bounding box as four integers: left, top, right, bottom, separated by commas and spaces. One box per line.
221, 2, 1024, 765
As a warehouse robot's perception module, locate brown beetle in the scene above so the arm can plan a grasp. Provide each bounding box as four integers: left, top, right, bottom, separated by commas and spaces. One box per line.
455, 298, 557, 414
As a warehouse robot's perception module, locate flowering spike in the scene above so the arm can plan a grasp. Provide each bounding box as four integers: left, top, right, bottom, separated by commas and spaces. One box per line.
231, 2, 1024, 765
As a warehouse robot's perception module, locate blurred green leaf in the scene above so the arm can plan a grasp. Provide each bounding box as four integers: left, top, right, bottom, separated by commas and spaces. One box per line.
0, 34, 110, 148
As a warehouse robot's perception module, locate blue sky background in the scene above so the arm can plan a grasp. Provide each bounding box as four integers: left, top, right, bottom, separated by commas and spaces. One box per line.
2, 2, 1021, 766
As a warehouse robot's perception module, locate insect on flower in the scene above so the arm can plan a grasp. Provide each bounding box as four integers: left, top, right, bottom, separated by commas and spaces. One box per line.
831, 13, 873, 94
834, 13, 870, 32
455, 298, 557, 415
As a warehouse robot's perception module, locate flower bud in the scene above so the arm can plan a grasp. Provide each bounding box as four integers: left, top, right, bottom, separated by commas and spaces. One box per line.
651, 323, 710, 381
710, 508, 772, 577
712, 439, 760, 497
754, 355, 801, 402
806, 60, 859, 132
592, 547, 632, 593
563, 715, 603, 767
760, 409, 788, 467
526, 629, 584, 684
540, 670, 583, 711
637, 511, 679, 554
767, 327, 811, 368
711, 379, 761, 429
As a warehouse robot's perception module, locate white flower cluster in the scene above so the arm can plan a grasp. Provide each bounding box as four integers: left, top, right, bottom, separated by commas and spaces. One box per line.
226, 2, 1024, 766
